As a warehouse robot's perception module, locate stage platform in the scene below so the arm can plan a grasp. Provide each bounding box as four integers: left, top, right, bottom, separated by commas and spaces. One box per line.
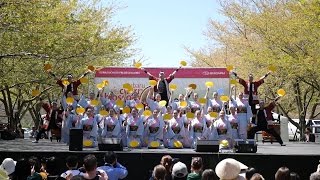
0, 139, 319, 179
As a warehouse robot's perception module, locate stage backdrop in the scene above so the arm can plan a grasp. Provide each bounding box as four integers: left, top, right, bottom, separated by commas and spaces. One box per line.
94, 67, 230, 100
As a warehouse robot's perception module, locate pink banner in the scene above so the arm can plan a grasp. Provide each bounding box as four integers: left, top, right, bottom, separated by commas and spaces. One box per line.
95, 67, 229, 78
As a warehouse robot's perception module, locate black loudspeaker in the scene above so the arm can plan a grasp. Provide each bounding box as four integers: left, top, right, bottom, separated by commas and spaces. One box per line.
69, 129, 83, 151
195, 140, 219, 152
98, 138, 123, 151
234, 139, 257, 153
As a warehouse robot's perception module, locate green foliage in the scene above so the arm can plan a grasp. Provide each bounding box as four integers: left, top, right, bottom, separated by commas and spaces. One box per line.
0, 0, 135, 127
189, 0, 320, 138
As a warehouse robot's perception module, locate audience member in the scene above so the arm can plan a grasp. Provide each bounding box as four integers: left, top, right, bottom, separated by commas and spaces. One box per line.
310, 172, 320, 180
27, 156, 45, 180
0, 158, 16, 178
201, 169, 216, 180
13, 158, 31, 180
0, 169, 9, 179
245, 167, 258, 180
172, 162, 188, 180
151, 164, 166, 180
275, 167, 290, 180
61, 156, 82, 179
82, 154, 108, 180
250, 173, 264, 180
215, 158, 246, 180
187, 157, 203, 180
160, 155, 174, 180
290, 172, 300, 180
98, 151, 128, 180
44, 156, 62, 179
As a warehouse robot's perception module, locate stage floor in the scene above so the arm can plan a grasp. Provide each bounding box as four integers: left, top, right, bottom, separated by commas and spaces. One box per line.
0, 138, 319, 155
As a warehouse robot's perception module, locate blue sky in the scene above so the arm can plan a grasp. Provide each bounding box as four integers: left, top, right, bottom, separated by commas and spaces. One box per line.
113, 0, 223, 67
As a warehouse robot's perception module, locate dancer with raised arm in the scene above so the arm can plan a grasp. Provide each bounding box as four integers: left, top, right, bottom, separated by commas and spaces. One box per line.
141, 66, 181, 104
247, 97, 285, 146
232, 71, 271, 124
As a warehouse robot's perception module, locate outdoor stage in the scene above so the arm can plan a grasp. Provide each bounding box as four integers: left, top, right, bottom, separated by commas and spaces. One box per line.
0, 139, 319, 179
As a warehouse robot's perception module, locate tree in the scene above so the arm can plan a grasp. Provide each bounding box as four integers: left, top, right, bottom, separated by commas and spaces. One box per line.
0, 0, 135, 129
189, 0, 320, 139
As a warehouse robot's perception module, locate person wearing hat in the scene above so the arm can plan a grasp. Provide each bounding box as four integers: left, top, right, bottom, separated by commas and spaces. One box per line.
0, 158, 16, 178
49, 70, 90, 96
247, 97, 285, 146
215, 158, 247, 180
141, 66, 181, 105
172, 162, 188, 180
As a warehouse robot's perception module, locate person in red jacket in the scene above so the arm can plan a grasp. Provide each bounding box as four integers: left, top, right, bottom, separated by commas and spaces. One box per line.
233, 71, 271, 124
140, 67, 181, 105
48, 71, 90, 96
247, 97, 285, 146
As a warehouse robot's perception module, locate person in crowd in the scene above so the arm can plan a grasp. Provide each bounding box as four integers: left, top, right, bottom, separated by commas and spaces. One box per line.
190, 110, 206, 148
245, 167, 258, 180
232, 72, 271, 124
141, 66, 181, 104
81, 154, 108, 180
167, 110, 185, 148
41, 156, 62, 180
227, 106, 239, 140
250, 173, 264, 180
125, 91, 141, 109
186, 91, 202, 113
27, 156, 45, 180
78, 106, 98, 147
181, 108, 192, 148
146, 87, 166, 113
13, 158, 31, 180
247, 98, 285, 146
201, 169, 216, 180
215, 158, 247, 180
98, 151, 128, 180
144, 109, 164, 148
125, 107, 144, 148
172, 162, 188, 180
212, 110, 232, 146
208, 91, 222, 114
290, 172, 300, 180
0, 158, 16, 179
235, 92, 252, 139
187, 157, 203, 180
275, 166, 290, 180
304, 127, 315, 142
203, 107, 214, 129
150, 164, 166, 180
61, 156, 82, 179
101, 108, 122, 139
160, 155, 174, 180
310, 172, 320, 180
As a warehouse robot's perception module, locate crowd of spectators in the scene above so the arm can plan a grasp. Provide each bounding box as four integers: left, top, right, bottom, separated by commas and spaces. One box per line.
1, 152, 320, 180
